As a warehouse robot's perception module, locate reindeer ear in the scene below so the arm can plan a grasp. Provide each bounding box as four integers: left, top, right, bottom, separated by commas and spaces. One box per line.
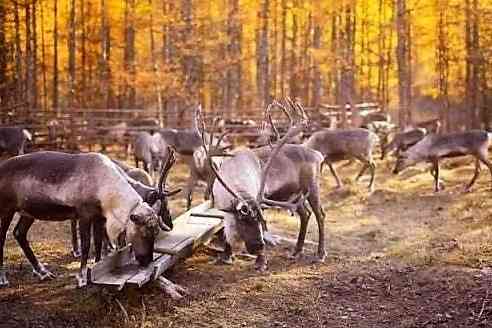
151, 200, 161, 213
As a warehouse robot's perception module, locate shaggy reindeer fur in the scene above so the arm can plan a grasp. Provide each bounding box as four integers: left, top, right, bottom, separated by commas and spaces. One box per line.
0, 151, 166, 288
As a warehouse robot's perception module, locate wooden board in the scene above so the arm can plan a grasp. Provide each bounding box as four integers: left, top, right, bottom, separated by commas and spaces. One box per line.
90, 201, 225, 288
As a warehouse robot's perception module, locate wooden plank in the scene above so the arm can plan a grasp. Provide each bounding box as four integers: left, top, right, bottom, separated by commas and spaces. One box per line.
91, 202, 226, 289
153, 239, 194, 279
126, 254, 171, 287
154, 234, 194, 254
90, 245, 134, 282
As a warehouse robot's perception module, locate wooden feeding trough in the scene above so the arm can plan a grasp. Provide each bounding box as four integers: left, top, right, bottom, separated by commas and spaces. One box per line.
89, 201, 227, 290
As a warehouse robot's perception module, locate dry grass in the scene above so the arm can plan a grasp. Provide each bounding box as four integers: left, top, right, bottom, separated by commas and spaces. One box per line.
2, 155, 492, 327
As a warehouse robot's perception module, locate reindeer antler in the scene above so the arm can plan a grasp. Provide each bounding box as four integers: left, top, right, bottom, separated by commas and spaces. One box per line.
158, 147, 181, 197
197, 107, 244, 202
257, 99, 305, 209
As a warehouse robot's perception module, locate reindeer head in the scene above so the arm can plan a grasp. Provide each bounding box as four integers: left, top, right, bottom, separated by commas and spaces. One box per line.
127, 202, 161, 266
393, 151, 420, 174
198, 100, 307, 257
146, 147, 181, 230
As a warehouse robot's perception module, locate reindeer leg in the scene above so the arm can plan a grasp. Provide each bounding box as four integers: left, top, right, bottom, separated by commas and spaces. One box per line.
290, 203, 310, 260
71, 219, 81, 258
185, 173, 198, 210
308, 185, 326, 262
327, 163, 343, 189
0, 212, 15, 287
354, 163, 368, 182
368, 161, 376, 192
77, 220, 92, 288
483, 158, 492, 190
216, 242, 234, 265
474, 151, 492, 190
465, 158, 481, 192
14, 216, 56, 281
93, 218, 105, 263
432, 159, 442, 192
255, 252, 268, 272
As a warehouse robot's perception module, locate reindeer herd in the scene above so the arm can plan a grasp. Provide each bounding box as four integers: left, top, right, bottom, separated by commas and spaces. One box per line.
0, 100, 491, 291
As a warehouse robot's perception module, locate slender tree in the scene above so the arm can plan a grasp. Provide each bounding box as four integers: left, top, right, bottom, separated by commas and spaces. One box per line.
396, 0, 411, 128
53, 0, 59, 111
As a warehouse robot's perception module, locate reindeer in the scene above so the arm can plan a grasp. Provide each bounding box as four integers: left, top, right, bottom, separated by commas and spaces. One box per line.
69, 151, 180, 259
200, 101, 325, 271
393, 130, 492, 192
112, 158, 154, 186
304, 128, 378, 191
0, 127, 32, 156
0, 151, 178, 288
412, 118, 441, 134
184, 132, 231, 210
381, 127, 427, 160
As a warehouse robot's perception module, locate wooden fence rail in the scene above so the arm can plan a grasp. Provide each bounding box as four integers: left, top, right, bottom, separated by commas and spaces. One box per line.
0, 103, 382, 155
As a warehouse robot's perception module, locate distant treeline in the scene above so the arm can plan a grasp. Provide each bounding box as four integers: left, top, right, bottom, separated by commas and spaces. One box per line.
0, 1, 491, 130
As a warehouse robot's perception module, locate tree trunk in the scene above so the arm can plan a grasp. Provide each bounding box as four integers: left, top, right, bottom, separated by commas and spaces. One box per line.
436, 0, 450, 132
290, 1, 298, 99
226, 0, 242, 115
280, 0, 287, 97
40, 1, 48, 111
68, 0, 76, 109
257, 0, 270, 107
124, 0, 136, 108
396, 0, 411, 128
80, 0, 86, 107
25, 2, 35, 113
0, 1, 7, 108
53, 0, 59, 112
311, 20, 322, 109
100, 0, 111, 108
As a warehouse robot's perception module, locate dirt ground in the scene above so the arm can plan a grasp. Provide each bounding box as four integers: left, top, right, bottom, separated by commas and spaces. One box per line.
2, 155, 492, 328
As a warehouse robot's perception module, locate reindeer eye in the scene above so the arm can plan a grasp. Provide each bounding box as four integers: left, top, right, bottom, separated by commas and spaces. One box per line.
239, 204, 250, 216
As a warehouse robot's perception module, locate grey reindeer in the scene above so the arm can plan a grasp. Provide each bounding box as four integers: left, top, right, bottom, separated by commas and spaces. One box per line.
393, 130, 492, 192
132, 131, 172, 185
200, 101, 325, 271
69, 150, 181, 259
184, 107, 232, 210
303, 128, 379, 191
381, 127, 428, 160
0, 151, 178, 288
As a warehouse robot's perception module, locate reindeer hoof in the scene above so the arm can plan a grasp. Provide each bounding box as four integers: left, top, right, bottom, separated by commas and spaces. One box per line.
263, 232, 279, 247
215, 255, 234, 266
289, 251, 304, 261
254, 255, 268, 272
76, 274, 88, 288
0, 269, 9, 288
33, 266, 56, 281
76, 268, 89, 288
313, 251, 326, 263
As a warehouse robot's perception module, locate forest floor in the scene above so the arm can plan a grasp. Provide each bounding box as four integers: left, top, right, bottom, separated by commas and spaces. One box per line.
1, 154, 492, 327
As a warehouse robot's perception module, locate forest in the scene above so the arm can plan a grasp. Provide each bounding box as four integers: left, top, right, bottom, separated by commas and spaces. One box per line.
0, 0, 491, 131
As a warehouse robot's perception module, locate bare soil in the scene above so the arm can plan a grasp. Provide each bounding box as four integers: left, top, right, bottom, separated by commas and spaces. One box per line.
2, 157, 492, 328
